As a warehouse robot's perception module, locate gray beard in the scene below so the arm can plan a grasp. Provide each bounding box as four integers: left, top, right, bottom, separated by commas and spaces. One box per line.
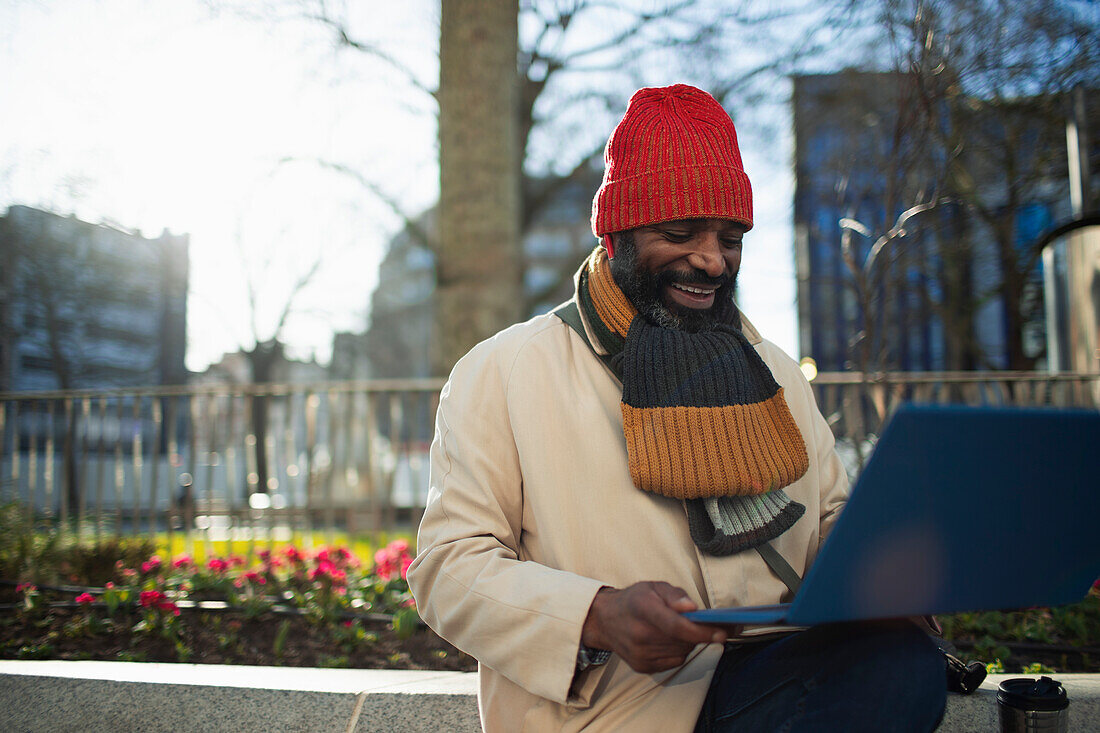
607, 237, 737, 333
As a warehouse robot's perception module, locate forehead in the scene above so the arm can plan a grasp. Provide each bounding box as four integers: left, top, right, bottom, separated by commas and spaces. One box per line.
643, 218, 747, 235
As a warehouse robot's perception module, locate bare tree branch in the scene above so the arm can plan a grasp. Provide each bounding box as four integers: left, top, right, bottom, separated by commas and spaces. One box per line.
277, 156, 438, 253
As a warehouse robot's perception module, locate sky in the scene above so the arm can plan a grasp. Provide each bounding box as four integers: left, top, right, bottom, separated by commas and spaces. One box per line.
1, 0, 800, 372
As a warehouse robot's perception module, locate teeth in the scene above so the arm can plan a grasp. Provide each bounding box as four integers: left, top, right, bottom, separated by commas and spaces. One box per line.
672, 283, 715, 295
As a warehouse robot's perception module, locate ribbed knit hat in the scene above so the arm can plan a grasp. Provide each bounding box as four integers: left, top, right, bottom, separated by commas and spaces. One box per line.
591, 84, 753, 243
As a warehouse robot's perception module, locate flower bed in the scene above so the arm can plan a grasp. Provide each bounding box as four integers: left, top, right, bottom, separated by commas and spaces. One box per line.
1, 540, 475, 671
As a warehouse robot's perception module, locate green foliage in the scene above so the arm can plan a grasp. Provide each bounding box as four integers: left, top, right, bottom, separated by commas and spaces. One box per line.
0, 502, 64, 582
941, 590, 1100, 649
59, 537, 157, 586
940, 588, 1100, 671
102, 584, 130, 617
174, 640, 193, 663
0, 501, 154, 587
17, 642, 56, 659
115, 650, 147, 662
3, 526, 429, 667
393, 607, 420, 641
273, 618, 292, 660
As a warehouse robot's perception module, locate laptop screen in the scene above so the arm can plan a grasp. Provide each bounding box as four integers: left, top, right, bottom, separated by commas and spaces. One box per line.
787, 404, 1100, 626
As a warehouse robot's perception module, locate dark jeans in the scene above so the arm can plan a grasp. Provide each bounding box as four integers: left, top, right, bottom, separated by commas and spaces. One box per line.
694, 621, 946, 733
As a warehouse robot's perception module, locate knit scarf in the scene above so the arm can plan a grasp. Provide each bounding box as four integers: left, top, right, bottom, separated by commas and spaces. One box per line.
579, 247, 810, 555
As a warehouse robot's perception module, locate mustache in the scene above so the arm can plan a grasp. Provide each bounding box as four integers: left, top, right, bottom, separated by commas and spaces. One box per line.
657, 269, 731, 290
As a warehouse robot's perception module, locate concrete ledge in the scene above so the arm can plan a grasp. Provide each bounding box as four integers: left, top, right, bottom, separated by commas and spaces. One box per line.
940, 673, 1098, 732
0, 662, 481, 732
1, 662, 1098, 732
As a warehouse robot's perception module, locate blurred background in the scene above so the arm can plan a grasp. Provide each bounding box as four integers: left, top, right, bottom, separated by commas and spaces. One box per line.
0, 0, 1098, 538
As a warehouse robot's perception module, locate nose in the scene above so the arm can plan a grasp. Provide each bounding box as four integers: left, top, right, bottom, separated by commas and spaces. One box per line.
686, 233, 726, 278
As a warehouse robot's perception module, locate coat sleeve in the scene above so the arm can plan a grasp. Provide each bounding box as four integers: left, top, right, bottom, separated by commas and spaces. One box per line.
759, 341, 849, 551
406, 337, 607, 706
804, 384, 848, 548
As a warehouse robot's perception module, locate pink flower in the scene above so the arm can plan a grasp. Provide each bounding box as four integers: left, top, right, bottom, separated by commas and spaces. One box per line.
207, 558, 229, 573
374, 550, 396, 581
283, 546, 304, 563
139, 590, 180, 616
243, 571, 266, 585
228, 555, 246, 568
16, 582, 37, 594
401, 597, 417, 608
105, 582, 115, 590
373, 539, 413, 581
141, 555, 162, 573
76, 592, 96, 605
172, 555, 192, 569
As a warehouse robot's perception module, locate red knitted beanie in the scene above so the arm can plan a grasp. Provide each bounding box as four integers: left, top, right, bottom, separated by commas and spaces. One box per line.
591, 84, 753, 240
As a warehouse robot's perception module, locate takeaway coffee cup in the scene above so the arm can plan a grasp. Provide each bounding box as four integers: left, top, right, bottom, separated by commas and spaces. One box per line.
997, 676, 1068, 732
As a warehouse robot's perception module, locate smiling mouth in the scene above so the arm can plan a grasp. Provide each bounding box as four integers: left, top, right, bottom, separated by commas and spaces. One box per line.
671, 282, 717, 296
666, 281, 718, 309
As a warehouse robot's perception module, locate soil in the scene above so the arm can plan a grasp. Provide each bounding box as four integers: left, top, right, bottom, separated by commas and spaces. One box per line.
0, 604, 477, 671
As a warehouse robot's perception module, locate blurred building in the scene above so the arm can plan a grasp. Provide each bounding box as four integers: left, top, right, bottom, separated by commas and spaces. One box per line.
0, 205, 189, 391
340, 172, 600, 380
793, 72, 1099, 372
193, 347, 328, 386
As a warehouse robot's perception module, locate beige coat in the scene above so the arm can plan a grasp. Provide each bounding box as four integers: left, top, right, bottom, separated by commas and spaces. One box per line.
407, 296, 850, 732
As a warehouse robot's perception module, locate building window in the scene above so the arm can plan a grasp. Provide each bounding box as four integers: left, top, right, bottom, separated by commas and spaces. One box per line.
20, 354, 54, 372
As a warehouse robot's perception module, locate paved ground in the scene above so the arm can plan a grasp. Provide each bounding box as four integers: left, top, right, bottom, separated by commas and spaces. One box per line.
1, 661, 1096, 731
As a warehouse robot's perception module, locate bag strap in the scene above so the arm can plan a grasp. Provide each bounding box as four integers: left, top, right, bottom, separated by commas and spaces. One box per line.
754, 542, 802, 596
552, 299, 804, 597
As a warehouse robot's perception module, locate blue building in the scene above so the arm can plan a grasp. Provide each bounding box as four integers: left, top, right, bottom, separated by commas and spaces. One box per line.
0, 205, 189, 391
793, 72, 1092, 372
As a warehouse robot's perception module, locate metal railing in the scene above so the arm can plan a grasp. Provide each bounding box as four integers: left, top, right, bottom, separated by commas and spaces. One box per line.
0, 380, 443, 554
809, 371, 1100, 475
2, 372, 1097, 550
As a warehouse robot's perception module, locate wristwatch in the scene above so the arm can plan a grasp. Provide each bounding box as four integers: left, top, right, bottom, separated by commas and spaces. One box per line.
575, 643, 611, 672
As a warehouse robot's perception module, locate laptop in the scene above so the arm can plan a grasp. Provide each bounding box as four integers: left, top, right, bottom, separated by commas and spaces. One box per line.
684, 403, 1100, 627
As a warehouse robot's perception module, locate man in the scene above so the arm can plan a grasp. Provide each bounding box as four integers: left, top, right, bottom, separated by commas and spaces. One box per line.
408, 84, 945, 732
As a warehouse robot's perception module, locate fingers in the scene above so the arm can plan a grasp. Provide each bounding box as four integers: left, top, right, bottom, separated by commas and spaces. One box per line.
651, 581, 698, 612
587, 582, 726, 673
641, 584, 725, 646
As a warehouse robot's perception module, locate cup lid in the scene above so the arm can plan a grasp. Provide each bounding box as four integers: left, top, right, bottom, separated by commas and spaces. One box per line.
997, 677, 1069, 711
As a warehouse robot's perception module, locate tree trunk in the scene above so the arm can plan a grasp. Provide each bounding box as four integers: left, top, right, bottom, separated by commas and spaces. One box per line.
246, 340, 283, 495
436, 0, 521, 375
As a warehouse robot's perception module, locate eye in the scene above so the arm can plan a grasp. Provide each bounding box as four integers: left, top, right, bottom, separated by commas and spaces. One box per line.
658, 229, 692, 243
720, 236, 743, 249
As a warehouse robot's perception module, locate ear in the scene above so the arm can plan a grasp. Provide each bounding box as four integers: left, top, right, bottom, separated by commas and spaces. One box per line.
603, 234, 615, 259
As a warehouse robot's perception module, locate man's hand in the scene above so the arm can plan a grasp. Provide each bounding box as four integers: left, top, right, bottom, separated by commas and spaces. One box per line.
581, 582, 727, 674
